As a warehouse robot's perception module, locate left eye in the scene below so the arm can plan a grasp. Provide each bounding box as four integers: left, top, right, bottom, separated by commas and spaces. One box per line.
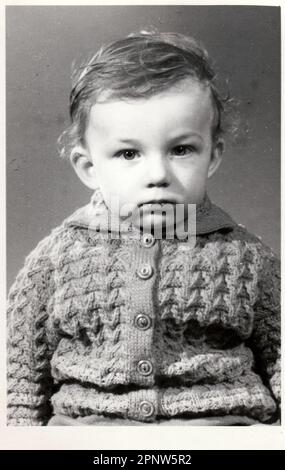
172, 145, 196, 156
114, 149, 139, 160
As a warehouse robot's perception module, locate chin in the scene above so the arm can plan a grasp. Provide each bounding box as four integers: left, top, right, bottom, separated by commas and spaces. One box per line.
138, 213, 185, 237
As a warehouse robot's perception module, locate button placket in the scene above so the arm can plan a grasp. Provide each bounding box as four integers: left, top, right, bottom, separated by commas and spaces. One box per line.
128, 239, 158, 387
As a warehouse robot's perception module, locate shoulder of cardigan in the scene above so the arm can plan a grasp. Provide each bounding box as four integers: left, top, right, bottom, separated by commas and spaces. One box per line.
63, 190, 237, 236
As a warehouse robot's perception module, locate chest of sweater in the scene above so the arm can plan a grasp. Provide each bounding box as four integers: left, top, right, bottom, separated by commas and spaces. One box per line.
46, 230, 260, 356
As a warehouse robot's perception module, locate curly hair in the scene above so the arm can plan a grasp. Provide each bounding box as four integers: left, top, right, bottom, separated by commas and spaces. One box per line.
58, 30, 231, 160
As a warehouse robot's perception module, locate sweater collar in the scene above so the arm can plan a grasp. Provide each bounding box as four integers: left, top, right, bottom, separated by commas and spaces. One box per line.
64, 189, 236, 236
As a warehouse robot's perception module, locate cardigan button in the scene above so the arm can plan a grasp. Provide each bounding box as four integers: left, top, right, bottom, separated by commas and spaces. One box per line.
139, 400, 155, 418
137, 360, 153, 376
141, 233, 156, 248
135, 314, 152, 330
137, 264, 153, 280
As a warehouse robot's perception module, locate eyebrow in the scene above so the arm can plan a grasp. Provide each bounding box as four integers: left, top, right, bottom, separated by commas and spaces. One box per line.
167, 133, 203, 144
116, 138, 141, 146
116, 133, 203, 146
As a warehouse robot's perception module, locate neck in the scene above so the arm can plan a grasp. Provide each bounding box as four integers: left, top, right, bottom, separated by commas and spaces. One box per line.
90, 189, 212, 238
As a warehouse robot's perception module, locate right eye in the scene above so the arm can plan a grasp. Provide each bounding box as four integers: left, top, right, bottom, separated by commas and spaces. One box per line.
114, 149, 140, 160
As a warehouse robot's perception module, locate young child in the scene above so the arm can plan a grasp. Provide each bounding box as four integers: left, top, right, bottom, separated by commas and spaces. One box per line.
7, 31, 280, 426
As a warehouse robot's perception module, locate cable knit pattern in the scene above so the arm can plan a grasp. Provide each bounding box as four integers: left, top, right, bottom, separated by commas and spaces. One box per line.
7, 192, 280, 425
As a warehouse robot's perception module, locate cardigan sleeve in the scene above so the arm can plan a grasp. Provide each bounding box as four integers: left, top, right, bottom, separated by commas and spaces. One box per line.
7, 250, 54, 426
250, 247, 281, 406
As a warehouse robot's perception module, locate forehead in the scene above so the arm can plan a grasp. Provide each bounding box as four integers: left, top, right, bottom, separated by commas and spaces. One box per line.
86, 79, 214, 139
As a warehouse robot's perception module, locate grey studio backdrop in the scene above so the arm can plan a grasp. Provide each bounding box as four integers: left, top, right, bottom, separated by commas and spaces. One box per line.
6, 6, 280, 290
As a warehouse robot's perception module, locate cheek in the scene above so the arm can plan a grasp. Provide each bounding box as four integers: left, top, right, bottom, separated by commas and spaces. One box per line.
95, 160, 117, 186
96, 166, 132, 203
174, 160, 209, 188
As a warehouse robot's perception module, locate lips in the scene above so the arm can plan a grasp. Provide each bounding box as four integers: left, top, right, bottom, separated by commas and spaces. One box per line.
138, 199, 177, 207
133, 199, 186, 230
137, 200, 180, 219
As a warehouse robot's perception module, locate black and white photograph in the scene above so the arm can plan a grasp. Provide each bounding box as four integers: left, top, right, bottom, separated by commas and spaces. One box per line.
3, 1, 282, 453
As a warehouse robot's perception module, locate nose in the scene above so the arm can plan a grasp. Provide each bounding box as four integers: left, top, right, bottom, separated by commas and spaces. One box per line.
145, 154, 171, 187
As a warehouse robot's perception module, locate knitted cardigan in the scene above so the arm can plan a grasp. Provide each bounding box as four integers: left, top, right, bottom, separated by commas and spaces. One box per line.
7, 191, 281, 426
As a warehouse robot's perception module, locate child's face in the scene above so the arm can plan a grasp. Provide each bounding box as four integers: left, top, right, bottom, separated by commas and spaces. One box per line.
73, 79, 223, 231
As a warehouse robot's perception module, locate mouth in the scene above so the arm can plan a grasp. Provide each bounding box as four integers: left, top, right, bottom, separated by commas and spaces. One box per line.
137, 200, 182, 223
131, 199, 188, 232
138, 199, 178, 207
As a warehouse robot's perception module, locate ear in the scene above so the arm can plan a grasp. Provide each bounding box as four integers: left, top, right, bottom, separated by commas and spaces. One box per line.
70, 146, 99, 190
207, 138, 224, 179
